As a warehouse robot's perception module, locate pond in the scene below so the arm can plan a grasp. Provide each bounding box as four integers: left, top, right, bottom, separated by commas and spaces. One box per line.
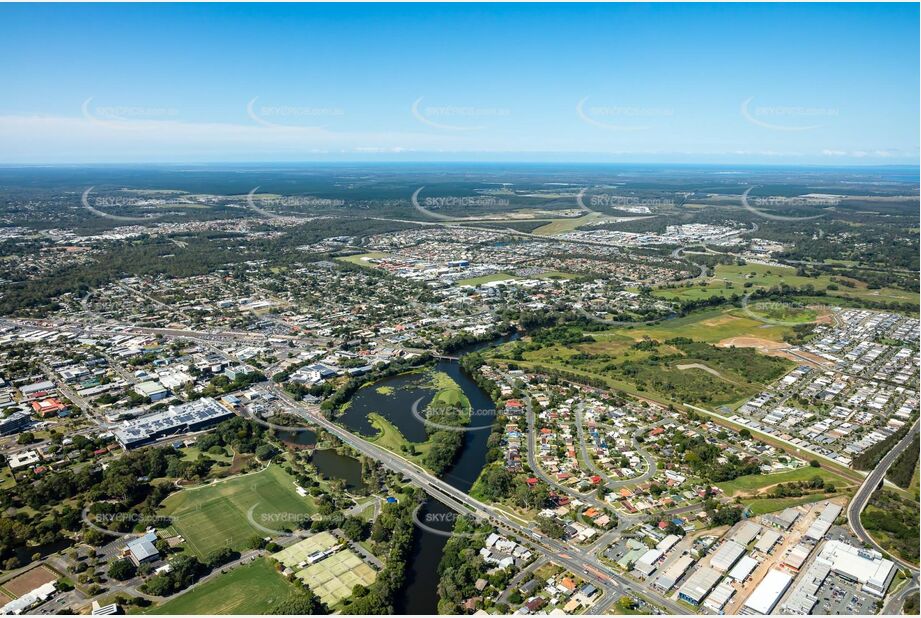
311, 448, 366, 491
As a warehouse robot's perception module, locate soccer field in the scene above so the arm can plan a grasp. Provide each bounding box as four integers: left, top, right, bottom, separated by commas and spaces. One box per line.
159, 464, 316, 558
146, 557, 297, 614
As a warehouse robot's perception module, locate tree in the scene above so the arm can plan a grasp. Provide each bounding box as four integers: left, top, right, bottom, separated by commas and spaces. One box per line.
618, 596, 636, 611
810, 459, 820, 468
535, 515, 565, 539
205, 547, 238, 569
341, 516, 367, 542
255, 444, 277, 462
270, 591, 326, 614
107, 559, 136, 581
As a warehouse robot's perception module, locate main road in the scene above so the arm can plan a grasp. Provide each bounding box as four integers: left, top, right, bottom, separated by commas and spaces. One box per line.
846, 417, 919, 571
846, 418, 920, 615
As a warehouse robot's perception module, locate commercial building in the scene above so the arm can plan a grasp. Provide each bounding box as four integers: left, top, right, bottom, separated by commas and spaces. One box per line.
19, 380, 55, 396
678, 566, 722, 605
710, 540, 747, 573
804, 518, 833, 543
817, 540, 896, 597
114, 397, 234, 449
0, 410, 32, 436
126, 531, 159, 565
742, 568, 793, 615
635, 549, 663, 576
728, 554, 759, 582
754, 529, 781, 554
134, 380, 169, 401
784, 543, 813, 571
817, 503, 842, 523
653, 554, 695, 592
780, 559, 831, 614
656, 534, 681, 553
805, 502, 844, 542
732, 521, 762, 546
763, 507, 799, 530
703, 580, 736, 614
8, 450, 40, 470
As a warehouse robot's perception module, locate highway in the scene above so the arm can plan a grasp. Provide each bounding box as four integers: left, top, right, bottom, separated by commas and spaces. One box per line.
845, 418, 919, 615
846, 417, 919, 571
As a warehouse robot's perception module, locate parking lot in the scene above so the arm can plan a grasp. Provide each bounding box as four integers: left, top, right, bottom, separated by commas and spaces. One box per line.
811, 573, 879, 615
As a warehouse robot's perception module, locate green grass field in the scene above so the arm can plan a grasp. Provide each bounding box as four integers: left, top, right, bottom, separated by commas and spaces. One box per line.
503, 307, 794, 409
716, 466, 850, 496
429, 370, 470, 409
602, 307, 794, 343
536, 270, 579, 280
744, 494, 843, 516
532, 212, 611, 235
366, 412, 432, 461
159, 465, 316, 558
653, 263, 918, 306
146, 557, 298, 614
456, 272, 518, 286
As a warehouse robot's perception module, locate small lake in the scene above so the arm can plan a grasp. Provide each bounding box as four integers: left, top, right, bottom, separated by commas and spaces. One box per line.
311, 448, 366, 491
274, 428, 317, 449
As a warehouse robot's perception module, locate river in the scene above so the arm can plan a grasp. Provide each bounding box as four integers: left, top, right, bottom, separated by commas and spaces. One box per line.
336, 337, 509, 614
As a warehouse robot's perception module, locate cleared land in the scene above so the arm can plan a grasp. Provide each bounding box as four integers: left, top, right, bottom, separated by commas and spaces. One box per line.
147, 557, 298, 614
653, 263, 918, 306
745, 493, 845, 516
159, 465, 315, 558
502, 310, 793, 409
2, 565, 57, 598
716, 466, 855, 516
715, 466, 849, 496
335, 252, 389, 267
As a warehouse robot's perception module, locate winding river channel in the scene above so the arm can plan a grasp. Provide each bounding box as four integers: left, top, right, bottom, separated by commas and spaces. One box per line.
334, 339, 510, 613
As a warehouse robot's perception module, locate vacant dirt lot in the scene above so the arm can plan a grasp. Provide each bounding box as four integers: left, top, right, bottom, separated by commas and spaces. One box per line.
2, 565, 58, 598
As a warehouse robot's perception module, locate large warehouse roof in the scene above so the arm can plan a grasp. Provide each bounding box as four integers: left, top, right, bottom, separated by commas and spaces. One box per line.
742, 568, 793, 614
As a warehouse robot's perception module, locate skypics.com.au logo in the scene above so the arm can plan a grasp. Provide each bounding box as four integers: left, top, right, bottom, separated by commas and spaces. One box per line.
411, 98, 510, 131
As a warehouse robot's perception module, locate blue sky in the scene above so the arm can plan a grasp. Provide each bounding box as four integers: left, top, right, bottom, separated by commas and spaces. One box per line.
0, 3, 917, 164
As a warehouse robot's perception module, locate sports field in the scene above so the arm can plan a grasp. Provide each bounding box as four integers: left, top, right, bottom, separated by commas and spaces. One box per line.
147, 557, 298, 614
274, 534, 376, 606
456, 272, 518, 286
273, 532, 340, 567
159, 465, 316, 558
294, 549, 377, 607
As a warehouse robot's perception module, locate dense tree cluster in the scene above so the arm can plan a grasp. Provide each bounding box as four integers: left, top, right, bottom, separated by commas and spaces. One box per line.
340, 491, 422, 614
886, 434, 919, 489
